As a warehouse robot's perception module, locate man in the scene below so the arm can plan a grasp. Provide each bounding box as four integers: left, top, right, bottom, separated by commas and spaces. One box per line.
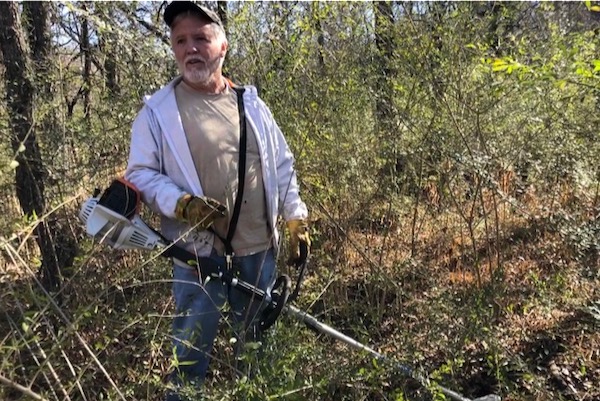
124, 2, 310, 399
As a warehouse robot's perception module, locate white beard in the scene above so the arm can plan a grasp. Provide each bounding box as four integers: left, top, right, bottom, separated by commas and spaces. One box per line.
181, 56, 222, 86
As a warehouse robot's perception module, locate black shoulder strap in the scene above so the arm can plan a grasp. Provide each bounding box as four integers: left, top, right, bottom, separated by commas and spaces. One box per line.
222, 86, 247, 255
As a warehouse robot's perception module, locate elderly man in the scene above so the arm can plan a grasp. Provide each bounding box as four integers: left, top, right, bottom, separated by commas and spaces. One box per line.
124, 1, 310, 399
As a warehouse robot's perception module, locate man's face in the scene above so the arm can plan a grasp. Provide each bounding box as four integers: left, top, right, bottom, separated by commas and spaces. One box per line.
170, 15, 227, 89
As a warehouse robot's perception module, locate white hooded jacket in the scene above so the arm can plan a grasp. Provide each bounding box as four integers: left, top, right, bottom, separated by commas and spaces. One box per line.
125, 77, 308, 257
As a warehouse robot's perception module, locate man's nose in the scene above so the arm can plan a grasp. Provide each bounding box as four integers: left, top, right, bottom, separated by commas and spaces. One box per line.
186, 44, 198, 54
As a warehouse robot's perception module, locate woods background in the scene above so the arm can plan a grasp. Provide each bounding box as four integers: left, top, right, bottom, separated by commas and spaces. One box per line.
1, 1, 599, 400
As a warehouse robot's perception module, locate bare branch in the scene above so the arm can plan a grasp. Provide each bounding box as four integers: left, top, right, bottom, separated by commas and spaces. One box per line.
0, 373, 49, 401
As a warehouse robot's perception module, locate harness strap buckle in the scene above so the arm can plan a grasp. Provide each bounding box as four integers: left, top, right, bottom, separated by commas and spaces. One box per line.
225, 253, 234, 271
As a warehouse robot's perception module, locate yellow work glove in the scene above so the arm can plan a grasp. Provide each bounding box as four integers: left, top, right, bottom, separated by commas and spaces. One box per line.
174, 194, 227, 230
286, 219, 311, 267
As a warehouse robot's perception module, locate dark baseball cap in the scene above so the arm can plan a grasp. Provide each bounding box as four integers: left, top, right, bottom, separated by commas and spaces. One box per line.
163, 1, 222, 28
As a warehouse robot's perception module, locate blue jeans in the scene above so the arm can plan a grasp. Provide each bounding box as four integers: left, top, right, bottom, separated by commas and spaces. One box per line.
168, 248, 276, 397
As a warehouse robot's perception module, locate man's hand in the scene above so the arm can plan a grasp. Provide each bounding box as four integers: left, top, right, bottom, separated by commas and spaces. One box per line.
175, 194, 227, 230
286, 219, 311, 267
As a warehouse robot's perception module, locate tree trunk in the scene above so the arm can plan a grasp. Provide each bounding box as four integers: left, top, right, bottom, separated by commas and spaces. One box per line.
217, 1, 229, 78
428, 2, 448, 97
311, 2, 326, 71
104, 48, 119, 96
374, 1, 396, 134
23, 1, 52, 68
373, 1, 398, 178
97, 6, 119, 96
80, 2, 92, 122
27, 0, 78, 285
0, 1, 76, 292
217, 1, 228, 32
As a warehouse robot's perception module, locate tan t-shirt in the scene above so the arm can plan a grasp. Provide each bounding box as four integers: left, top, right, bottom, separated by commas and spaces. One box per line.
175, 80, 271, 256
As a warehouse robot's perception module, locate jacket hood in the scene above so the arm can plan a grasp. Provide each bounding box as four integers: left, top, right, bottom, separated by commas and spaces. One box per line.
144, 76, 258, 110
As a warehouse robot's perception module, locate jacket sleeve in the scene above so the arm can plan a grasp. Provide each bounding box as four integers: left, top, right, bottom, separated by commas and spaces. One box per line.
124, 106, 186, 219
263, 104, 309, 222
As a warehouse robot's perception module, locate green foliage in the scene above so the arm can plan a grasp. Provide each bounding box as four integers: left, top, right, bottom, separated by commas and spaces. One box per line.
2, 1, 600, 401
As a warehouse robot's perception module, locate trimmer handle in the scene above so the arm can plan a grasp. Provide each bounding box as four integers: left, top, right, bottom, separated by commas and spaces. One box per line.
299, 241, 309, 265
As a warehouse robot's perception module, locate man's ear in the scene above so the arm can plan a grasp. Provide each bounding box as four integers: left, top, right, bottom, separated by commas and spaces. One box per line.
220, 40, 228, 57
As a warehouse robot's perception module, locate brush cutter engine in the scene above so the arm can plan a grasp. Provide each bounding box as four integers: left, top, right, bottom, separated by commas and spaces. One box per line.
79, 180, 164, 251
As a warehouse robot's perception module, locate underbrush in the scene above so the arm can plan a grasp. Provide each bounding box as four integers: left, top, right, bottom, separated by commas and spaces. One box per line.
1, 184, 599, 401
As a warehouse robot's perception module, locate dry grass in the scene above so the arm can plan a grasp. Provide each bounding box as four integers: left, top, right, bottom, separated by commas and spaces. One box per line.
1, 180, 599, 400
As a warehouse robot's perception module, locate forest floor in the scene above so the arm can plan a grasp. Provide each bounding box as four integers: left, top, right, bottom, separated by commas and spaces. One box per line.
1, 185, 599, 401
332, 189, 600, 401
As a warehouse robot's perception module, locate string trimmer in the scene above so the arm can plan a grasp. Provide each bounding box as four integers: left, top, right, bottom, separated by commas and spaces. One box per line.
79, 179, 501, 401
